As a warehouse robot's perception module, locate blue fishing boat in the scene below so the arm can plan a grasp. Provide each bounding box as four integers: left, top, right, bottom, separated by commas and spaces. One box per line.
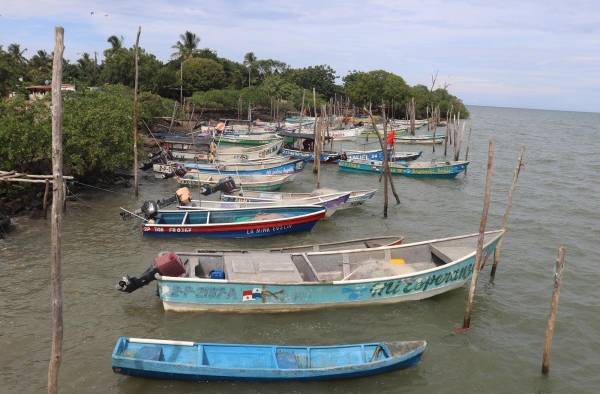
112, 337, 426, 381
117, 230, 504, 312
338, 159, 469, 178
182, 158, 305, 176
141, 206, 326, 238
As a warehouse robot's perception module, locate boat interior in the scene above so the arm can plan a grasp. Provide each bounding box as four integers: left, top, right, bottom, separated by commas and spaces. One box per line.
117, 338, 401, 369
154, 208, 320, 226
176, 233, 496, 282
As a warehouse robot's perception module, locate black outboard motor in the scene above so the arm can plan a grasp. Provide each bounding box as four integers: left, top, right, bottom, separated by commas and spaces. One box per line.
117, 252, 185, 293
141, 200, 159, 220
201, 176, 237, 196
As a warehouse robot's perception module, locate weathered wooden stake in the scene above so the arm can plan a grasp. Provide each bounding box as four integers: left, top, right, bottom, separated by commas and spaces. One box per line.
542, 246, 566, 375
43, 179, 50, 219
382, 106, 389, 218
48, 26, 65, 394
132, 26, 141, 197
298, 89, 305, 134
490, 146, 525, 280
312, 88, 319, 174
462, 140, 494, 330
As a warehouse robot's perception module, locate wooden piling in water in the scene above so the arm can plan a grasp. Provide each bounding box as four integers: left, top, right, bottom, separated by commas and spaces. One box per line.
542, 246, 566, 375
490, 146, 525, 281
462, 140, 494, 330
132, 26, 141, 197
48, 26, 65, 394
43, 179, 50, 219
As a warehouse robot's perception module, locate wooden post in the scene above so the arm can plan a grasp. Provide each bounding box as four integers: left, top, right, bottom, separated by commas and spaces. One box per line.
364, 107, 400, 205
382, 104, 389, 218
48, 26, 64, 394
298, 89, 305, 134
312, 88, 319, 174
542, 246, 566, 375
43, 179, 50, 219
462, 140, 494, 330
490, 146, 525, 281
464, 127, 472, 175
132, 26, 141, 197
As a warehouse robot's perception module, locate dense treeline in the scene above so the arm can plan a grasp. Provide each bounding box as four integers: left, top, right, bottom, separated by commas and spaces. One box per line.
0, 31, 469, 118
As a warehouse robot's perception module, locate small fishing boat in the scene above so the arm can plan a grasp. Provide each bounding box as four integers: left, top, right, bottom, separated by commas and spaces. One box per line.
141, 206, 326, 238
216, 133, 283, 146
396, 134, 445, 144
339, 159, 469, 178
195, 235, 404, 253
281, 148, 422, 163
223, 188, 377, 208
182, 191, 351, 217
181, 158, 306, 176
112, 337, 426, 381
171, 140, 283, 162
117, 230, 504, 311
176, 173, 294, 191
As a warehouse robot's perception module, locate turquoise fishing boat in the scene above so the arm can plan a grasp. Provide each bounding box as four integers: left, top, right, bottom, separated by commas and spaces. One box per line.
112, 337, 426, 381
338, 159, 469, 178
117, 230, 504, 312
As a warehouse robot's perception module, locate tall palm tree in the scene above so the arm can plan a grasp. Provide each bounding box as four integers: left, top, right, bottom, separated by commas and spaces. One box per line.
7, 43, 27, 63
243, 52, 257, 87
107, 35, 124, 50
171, 31, 200, 59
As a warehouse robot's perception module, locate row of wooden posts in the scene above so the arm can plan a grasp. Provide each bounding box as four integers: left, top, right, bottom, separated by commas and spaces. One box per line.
42, 26, 566, 393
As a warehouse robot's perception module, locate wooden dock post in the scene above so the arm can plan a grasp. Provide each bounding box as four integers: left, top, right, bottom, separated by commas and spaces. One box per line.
132, 26, 141, 197
43, 179, 50, 219
382, 105, 389, 218
461, 140, 494, 330
312, 88, 319, 175
542, 246, 566, 375
48, 26, 65, 394
490, 146, 525, 281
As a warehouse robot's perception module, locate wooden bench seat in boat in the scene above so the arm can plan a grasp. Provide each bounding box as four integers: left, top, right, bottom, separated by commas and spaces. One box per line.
224, 253, 304, 283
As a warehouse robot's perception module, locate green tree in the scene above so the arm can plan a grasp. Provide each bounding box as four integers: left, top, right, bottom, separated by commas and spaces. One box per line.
28, 50, 53, 84
243, 52, 257, 87
181, 57, 226, 92
343, 70, 410, 110
104, 35, 124, 58
172, 31, 200, 59
287, 65, 337, 97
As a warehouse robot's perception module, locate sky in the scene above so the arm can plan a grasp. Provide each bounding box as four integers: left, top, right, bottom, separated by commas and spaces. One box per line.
1, 0, 599, 112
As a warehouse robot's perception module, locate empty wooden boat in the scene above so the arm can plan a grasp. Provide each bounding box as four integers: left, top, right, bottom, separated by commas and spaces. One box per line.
281, 148, 422, 163
223, 188, 377, 208
141, 206, 326, 238
339, 159, 469, 178
117, 230, 504, 311
171, 140, 283, 162
176, 173, 294, 191
396, 134, 445, 144
181, 158, 306, 176
112, 337, 426, 381
195, 235, 404, 254
216, 133, 283, 146
181, 191, 351, 217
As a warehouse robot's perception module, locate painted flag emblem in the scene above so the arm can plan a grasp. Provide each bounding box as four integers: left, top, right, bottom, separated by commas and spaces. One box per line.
242, 288, 262, 301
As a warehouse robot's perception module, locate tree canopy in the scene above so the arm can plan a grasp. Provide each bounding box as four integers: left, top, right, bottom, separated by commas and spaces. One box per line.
0, 31, 469, 118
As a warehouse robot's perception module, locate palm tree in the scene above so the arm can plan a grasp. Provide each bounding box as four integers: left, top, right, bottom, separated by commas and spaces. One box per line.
171, 31, 200, 59
243, 52, 257, 87
7, 43, 27, 63
107, 35, 124, 50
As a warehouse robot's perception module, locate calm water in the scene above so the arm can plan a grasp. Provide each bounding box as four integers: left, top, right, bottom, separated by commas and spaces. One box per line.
1, 106, 600, 393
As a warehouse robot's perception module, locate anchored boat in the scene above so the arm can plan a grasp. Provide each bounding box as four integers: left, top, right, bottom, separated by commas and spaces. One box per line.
112, 337, 426, 381
117, 230, 504, 311
176, 173, 294, 191
396, 134, 445, 144
141, 206, 326, 238
339, 159, 469, 178
181, 191, 351, 218
222, 188, 377, 208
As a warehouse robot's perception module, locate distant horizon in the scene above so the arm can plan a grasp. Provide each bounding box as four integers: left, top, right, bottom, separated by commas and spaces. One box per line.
465, 104, 600, 115
1, 1, 598, 113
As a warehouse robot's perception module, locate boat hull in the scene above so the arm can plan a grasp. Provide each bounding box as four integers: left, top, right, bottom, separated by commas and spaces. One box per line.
143, 209, 325, 238
156, 233, 501, 311
182, 159, 306, 175
339, 160, 469, 178
112, 338, 425, 382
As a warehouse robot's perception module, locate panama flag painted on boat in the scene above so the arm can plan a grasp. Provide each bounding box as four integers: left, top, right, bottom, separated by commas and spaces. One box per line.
242, 288, 262, 301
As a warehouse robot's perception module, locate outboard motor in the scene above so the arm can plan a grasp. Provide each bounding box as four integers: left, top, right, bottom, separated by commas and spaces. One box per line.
117, 252, 185, 293
200, 176, 237, 196
141, 200, 159, 220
